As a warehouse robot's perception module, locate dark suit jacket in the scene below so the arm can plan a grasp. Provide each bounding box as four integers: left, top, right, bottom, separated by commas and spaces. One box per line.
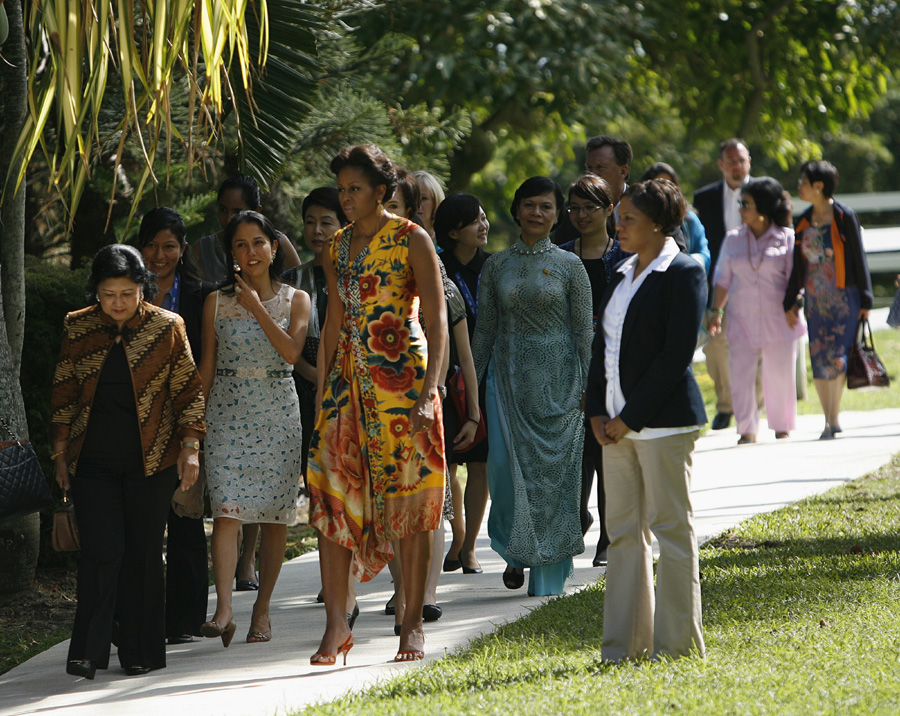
585, 252, 708, 431
693, 180, 727, 276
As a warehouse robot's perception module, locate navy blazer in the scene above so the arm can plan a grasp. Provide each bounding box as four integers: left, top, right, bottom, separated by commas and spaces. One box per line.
693, 180, 727, 276
585, 251, 708, 432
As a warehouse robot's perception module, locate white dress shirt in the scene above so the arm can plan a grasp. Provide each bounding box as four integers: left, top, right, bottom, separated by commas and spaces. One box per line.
602, 237, 700, 440
722, 179, 749, 234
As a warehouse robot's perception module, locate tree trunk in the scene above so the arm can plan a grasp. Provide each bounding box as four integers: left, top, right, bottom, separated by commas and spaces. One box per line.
0, 0, 27, 378
0, 0, 40, 594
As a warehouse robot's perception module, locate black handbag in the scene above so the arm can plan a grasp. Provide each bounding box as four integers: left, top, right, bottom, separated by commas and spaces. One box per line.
847, 320, 890, 390
0, 415, 53, 521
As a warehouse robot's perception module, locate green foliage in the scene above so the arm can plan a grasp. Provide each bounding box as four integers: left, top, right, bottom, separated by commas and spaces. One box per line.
21, 258, 90, 480
295, 461, 900, 715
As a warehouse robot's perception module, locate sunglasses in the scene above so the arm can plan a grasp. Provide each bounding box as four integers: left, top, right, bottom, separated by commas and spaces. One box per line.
738, 200, 753, 210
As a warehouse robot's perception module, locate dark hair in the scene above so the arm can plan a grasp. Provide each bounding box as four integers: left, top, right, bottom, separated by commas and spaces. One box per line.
137, 207, 201, 282
568, 174, 613, 207
434, 193, 484, 252
218, 174, 262, 210
742, 177, 793, 228
87, 244, 158, 303
302, 187, 347, 226
392, 168, 421, 220
640, 162, 680, 186
220, 211, 285, 295
585, 135, 633, 169
622, 179, 687, 235
510, 177, 565, 227
329, 144, 397, 200
719, 138, 749, 156
799, 160, 839, 198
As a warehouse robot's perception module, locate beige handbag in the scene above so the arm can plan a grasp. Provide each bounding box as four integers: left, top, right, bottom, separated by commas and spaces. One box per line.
171, 451, 206, 519
52, 490, 80, 552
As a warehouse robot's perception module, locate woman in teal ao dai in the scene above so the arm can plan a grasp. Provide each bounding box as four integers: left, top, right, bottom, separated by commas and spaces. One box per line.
471, 177, 593, 596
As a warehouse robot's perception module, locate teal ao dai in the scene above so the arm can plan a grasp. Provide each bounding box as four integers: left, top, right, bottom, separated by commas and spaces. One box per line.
471, 237, 593, 594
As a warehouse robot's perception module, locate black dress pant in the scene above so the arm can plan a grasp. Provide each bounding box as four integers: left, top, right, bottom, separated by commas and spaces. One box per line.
165, 507, 209, 638
69, 461, 176, 671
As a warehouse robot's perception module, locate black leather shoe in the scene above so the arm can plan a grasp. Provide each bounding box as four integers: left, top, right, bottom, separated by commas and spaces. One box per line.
442, 555, 462, 572
124, 665, 151, 676
347, 602, 360, 630
422, 604, 443, 622
592, 548, 608, 567
384, 594, 396, 616
711, 412, 732, 430
167, 634, 194, 645
66, 660, 96, 679
461, 560, 483, 575
502, 566, 525, 590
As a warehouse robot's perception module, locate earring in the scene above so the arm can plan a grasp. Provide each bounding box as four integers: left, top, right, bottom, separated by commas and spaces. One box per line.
233, 263, 240, 272
377, 200, 384, 212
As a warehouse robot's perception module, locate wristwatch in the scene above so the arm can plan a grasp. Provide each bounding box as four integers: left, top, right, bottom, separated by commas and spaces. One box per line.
181, 439, 201, 451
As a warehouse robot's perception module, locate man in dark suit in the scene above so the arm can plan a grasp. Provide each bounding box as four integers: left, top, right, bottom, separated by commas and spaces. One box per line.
693, 138, 752, 430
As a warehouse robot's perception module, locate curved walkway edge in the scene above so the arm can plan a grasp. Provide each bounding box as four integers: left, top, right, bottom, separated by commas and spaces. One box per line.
2, 408, 899, 716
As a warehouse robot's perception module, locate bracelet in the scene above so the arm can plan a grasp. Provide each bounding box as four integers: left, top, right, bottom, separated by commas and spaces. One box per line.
709, 308, 724, 316
50, 449, 65, 460
181, 439, 201, 451
466, 417, 481, 425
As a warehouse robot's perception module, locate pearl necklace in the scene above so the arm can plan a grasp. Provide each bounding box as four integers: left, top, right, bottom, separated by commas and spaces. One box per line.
510, 241, 556, 255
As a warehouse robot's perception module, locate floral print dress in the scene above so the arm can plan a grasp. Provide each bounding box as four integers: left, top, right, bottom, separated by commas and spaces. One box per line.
307, 218, 445, 582
801, 223, 861, 379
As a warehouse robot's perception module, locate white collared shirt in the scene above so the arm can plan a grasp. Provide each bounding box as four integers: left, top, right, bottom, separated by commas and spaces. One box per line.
602, 237, 699, 440
722, 178, 749, 234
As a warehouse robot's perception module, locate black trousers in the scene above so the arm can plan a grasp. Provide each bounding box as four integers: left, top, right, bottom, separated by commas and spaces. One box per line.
165, 507, 209, 639
69, 461, 176, 671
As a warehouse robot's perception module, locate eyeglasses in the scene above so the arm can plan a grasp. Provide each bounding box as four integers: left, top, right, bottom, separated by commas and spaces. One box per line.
738, 200, 753, 210
566, 204, 609, 215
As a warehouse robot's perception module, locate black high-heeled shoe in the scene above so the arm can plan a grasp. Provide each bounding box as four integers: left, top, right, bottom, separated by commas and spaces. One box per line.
66, 660, 96, 680
347, 602, 360, 630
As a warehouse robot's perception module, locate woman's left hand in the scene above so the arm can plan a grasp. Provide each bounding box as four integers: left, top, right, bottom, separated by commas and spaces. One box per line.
859, 308, 870, 322
177, 446, 200, 491
452, 419, 478, 450
234, 274, 264, 316
604, 416, 631, 442
410, 393, 436, 434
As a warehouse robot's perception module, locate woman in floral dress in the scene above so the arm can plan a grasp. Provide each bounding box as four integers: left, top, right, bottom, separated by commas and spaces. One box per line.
785, 160, 872, 439
307, 144, 447, 664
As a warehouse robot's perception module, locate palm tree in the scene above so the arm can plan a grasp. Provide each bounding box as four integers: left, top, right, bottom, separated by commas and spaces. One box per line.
0, 0, 321, 593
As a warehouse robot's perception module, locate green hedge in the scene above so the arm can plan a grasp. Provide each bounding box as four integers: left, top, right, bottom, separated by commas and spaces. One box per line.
21, 256, 90, 566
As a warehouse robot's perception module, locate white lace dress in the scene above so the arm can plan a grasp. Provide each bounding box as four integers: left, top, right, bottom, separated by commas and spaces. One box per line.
205, 284, 303, 523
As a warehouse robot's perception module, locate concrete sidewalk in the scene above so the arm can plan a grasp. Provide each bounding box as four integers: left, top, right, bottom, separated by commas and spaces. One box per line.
2, 408, 899, 716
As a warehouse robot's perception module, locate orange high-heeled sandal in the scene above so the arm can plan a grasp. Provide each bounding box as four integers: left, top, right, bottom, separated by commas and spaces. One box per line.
310, 634, 354, 666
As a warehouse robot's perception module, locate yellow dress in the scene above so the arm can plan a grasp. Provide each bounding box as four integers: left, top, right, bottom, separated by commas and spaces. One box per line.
307, 218, 445, 581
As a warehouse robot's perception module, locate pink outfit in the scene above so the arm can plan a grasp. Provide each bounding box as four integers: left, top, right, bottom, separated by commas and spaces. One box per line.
714, 225, 807, 435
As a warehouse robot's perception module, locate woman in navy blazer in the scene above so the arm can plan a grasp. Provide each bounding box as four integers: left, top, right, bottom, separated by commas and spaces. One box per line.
585, 179, 707, 662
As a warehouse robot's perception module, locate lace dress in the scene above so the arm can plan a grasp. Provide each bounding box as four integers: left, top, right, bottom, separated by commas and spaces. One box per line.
471, 237, 593, 595
205, 284, 303, 522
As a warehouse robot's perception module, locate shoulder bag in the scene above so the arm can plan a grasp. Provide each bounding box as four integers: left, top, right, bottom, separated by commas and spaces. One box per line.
0, 415, 53, 521
847, 319, 890, 390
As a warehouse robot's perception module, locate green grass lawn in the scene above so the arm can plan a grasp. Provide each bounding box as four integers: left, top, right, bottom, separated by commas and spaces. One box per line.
695, 327, 900, 422
296, 457, 900, 716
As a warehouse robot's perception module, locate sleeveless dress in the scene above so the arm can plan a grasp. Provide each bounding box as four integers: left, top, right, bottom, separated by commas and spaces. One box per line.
205, 284, 304, 523
801, 223, 861, 379
307, 218, 446, 582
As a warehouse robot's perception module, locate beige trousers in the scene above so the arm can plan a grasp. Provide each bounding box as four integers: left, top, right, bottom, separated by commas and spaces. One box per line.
601, 431, 704, 661
702, 312, 732, 414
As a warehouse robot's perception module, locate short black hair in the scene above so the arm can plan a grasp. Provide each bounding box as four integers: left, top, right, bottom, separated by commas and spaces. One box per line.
138, 207, 186, 247
87, 244, 158, 303
330, 144, 397, 200
640, 162, 680, 186
743, 177, 793, 228
585, 135, 633, 169
799, 160, 839, 198
220, 211, 285, 295
218, 174, 262, 210
302, 187, 347, 226
622, 179, 687, 235
434, 193, 484, 252
568, 174, 613, 207
510, 177, 565, 228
